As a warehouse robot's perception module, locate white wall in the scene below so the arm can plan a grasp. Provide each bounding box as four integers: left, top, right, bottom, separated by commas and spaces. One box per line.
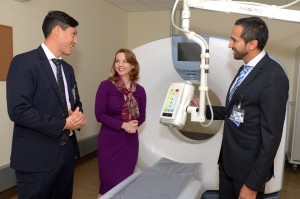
0, 0, 128, 167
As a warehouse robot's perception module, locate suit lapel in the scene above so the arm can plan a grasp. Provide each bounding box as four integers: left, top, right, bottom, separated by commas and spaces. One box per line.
37, 46, 69, 113
226, 54, 268, 108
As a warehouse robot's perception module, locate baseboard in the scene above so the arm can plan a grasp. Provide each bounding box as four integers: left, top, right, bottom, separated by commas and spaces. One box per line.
0, 164, 16, 192
0, 134, 98, 192
77, 134, 98, 157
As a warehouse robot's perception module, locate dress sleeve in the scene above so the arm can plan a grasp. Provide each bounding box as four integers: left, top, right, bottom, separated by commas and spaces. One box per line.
95, 81, 123, 130
137, 85, 147, 126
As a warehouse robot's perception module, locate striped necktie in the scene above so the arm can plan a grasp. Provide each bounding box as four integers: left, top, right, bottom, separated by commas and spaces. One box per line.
228, 65, 250, 102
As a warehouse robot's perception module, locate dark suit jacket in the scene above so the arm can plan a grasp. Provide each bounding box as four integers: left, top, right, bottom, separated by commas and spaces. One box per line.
6, 46, 82, 172
206, 54, 289, 192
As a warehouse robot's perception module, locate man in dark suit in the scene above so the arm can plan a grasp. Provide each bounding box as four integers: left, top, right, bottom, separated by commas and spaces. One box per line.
6, 11, 87, 199
206, 17, 289, 199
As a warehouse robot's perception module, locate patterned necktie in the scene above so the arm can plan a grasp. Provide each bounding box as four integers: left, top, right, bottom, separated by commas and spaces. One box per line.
52, 59, 71, 145
228, 65, 250, 102
52, 59, 68, 111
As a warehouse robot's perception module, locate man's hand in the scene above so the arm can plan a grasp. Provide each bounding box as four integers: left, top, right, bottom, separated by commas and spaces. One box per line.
191, 96, 200, 107
65, 107, 87, 130
239, 185, 257, 199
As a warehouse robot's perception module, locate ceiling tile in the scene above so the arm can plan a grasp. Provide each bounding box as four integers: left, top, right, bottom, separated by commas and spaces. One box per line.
139, 0, 175, 3
117, 3, 152, 12
145, 2, 182, 11
106, 0, 140, 4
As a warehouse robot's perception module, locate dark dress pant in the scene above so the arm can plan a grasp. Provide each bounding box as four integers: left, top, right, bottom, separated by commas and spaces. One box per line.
15, 136, 76, 199
219, 163, 265, 199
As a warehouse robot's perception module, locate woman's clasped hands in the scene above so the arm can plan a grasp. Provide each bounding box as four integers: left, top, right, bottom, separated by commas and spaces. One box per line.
122, 120, 138, 134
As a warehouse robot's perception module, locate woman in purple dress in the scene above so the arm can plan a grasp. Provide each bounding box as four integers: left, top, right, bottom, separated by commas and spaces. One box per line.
95, 48, 146, 197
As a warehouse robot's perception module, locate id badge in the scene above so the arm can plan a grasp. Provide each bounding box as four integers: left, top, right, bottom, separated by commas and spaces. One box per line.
231, 105, 245, 123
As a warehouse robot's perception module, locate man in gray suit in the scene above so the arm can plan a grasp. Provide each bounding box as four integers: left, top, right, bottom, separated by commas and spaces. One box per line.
6, 11, 87, 199
206, 17, 289, 199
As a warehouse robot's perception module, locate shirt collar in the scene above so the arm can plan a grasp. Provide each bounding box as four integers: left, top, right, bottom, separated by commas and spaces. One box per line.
41, 43, 62, 60
245, 50, 266, 67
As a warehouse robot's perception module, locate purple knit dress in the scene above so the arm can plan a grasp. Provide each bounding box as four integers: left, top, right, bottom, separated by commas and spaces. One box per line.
95, 80, 146, 194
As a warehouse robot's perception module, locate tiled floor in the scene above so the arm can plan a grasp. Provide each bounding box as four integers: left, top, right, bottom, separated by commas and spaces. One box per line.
0, 152, 299, 199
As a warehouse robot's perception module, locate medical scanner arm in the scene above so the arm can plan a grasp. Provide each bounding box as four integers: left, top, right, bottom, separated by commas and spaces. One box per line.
173, 0, 210, 123
171, 0, 213, 124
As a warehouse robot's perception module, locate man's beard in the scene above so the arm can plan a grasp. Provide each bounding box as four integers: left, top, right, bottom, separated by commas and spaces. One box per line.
233, 48, 248, 60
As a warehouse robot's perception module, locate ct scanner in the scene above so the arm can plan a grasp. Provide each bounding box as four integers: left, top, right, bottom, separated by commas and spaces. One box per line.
102, 35, 287, 198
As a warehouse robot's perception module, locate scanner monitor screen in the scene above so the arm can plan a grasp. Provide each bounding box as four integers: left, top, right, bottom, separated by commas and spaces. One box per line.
178, 43, 201, 62
171, 35, 208, 80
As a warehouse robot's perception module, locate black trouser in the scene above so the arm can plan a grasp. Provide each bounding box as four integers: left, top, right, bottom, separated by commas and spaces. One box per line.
15, 137, 76, 199
219, 163, 265, 199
